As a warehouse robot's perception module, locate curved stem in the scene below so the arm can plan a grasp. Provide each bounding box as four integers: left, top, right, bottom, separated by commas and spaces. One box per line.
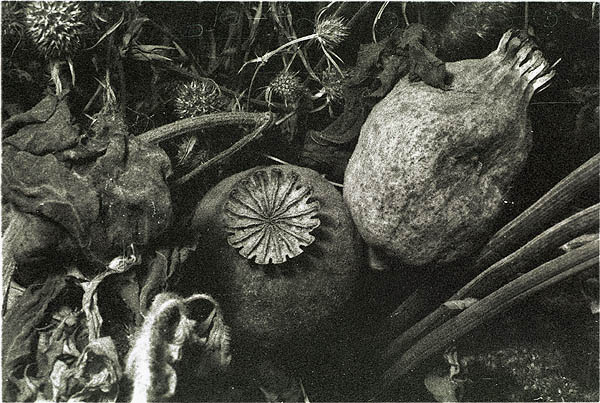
376, 240, 599, 394
172, 112, 274, 186
386, 153, 599, 334
137, 112, 272, 144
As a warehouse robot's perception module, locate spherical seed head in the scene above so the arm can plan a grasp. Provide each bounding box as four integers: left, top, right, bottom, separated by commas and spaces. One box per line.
267, 71, 304, 104
174, 80, 222, 119
320, 68, 345, 103
24, 1, 85, 59
315, 17, 349, 48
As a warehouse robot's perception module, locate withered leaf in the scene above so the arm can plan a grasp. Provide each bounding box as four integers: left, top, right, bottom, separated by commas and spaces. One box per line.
4, 95, 79, 155
2, 275, 68, 402
2, 95, 173, 269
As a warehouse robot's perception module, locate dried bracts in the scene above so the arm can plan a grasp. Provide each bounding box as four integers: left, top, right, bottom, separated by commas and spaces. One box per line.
344, 30, 556, 267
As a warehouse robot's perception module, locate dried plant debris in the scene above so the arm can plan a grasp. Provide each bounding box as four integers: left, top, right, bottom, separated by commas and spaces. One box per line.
1, 2, 598, 402
2, 94, 173, 270
126, 293, 231, 402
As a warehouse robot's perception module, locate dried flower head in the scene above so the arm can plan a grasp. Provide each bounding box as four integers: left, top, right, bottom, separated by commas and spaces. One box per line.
265, 71, 304, 106
174, 80, 222, 119
319, 68, 345, 104
23, 1, 85, 59
315, 17, 349, 49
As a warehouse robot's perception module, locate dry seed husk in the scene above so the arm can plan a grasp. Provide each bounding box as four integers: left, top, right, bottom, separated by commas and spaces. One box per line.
190, 165, 363, 347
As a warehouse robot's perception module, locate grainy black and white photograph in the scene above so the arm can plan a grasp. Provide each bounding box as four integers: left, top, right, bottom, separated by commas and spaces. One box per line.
1, 1, 599, 402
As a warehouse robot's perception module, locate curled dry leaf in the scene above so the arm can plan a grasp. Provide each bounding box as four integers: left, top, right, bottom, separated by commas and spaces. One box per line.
2, 94, 173, 271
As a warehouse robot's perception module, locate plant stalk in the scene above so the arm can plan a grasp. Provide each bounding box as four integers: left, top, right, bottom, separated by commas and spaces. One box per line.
376, 240, 598, 394
385, 203, 599, 359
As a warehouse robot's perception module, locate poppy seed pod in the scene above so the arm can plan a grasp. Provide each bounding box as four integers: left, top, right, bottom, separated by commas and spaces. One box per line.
188, 165, 363, 347
344, 30, 556, 268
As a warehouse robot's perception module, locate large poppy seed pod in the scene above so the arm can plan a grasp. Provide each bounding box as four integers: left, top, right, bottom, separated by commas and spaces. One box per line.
344, 30, 556, 268
190, 165, 363, 346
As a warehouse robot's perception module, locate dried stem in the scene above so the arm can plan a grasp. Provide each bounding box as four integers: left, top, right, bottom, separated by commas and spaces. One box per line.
375, 240, 599, 394
475, 152, 599, 270
137, 111, 272, 144
137, 112, 274, 186
385, 203, 599, 359
387, 153, 599, 333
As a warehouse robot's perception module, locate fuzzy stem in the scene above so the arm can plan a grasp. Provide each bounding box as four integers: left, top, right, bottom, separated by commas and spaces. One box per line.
376, 240, 599, 394
137, 111, 272, 144
386, 203, 599, 359
172, 112, 274, 186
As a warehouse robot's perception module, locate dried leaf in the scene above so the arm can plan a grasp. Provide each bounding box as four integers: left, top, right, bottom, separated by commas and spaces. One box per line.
4, 95, 79, 154
1, 95, 59, 138
67, 337, 122, 402
2, 95, 173, 270
81, 249, 140, 341
399, 24, 447, 89
2, 276, 68, 402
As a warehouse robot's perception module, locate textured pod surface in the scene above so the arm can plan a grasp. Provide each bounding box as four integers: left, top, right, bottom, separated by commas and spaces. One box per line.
189, 165, 363, 347
344, 30, 555, 267
223, 168, 320, 264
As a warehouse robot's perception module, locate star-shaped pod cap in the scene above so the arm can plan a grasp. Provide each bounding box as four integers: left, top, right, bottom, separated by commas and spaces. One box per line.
223, 168, 321, 264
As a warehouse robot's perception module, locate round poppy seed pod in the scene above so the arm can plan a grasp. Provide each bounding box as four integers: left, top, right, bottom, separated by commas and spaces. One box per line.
344, 30, 556, 268
189, 165, 363, 347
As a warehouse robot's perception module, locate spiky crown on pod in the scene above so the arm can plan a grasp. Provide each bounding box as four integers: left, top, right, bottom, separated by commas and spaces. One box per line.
174, 80, 223, 119
24, 1, 85, 59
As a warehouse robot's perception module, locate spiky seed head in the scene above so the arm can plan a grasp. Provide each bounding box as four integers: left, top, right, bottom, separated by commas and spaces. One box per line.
267, 71, 304, 105
174, 80, 222, 119
315, 17, 349, 48
319, 68, 345, 104
23, 1, 85, 59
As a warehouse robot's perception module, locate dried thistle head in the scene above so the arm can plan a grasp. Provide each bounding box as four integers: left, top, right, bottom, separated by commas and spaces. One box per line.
265, 71, 305, 106
174, 80, 223, 119
315, 16, 349, 49
23, 1, 85, 59
319, 67, 345, 104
